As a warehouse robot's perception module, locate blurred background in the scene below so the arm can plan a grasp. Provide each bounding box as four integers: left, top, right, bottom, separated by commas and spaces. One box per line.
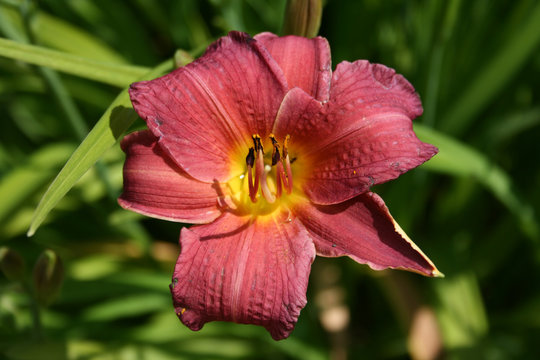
1, 0, 539, 359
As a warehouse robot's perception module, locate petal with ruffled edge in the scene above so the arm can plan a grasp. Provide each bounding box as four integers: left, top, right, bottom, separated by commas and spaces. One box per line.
170, 212, 316, 340
294, 192, 441, 277
255, 32, 332, 102
118, 130, 221, 224
129, 31, 288, 183
274, 61, 437, 205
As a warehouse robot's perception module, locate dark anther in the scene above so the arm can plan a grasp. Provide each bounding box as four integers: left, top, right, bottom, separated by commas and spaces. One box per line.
290, 157, 297, 164
271, 147, 281, 166
252, 135, 263, 153
246, 147, 255, 167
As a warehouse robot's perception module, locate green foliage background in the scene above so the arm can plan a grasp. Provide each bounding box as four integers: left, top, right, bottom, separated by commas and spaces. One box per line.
1, 0, 539, 359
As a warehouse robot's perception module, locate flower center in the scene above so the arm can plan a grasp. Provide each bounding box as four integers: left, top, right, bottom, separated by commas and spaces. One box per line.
245, 134, 294, 204
223, 134, 297, 217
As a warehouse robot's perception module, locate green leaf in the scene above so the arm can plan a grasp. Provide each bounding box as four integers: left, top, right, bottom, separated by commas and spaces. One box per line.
82, 293, 170, 321
440, 2, 540, 135
434, 272, 488, 348
31, 12, 128, 64
26, 60, 174, 237
415, 124, 538, 239
5, 339, 66, 360
0, 37, 149, 87
0, 143, 75, 226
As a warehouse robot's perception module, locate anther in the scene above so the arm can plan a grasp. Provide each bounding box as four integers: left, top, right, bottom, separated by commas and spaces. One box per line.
252, 134, 263, 154
245, 134, 294, 203
283, 135, 290, 158
246, 147, 257, 202
245, 147, 255, 167
271, 139, 281, 166
283, 135, 293, 194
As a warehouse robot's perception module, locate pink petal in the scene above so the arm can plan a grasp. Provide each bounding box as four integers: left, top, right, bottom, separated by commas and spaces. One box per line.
275, 60, 436, 205
170, 212, 316, 340
255, 32, 332, 101
129, 31, 288, 183
272, 87, 325, 158
118, 131, 221, 224
294, 192, 441, 277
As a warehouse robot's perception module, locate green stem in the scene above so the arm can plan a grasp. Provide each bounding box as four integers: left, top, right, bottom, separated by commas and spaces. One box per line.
22, 282, 43, 340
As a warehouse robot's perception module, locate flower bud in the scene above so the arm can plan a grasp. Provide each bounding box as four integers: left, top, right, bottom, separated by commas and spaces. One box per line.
282, 0, 323, 38
0, 247, 25, 281
33, 249, 64, 306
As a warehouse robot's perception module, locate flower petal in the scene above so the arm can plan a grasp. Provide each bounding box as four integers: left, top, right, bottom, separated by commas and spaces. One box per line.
129, 31, 288, 183
170, 212, 316, 340
294, 192, 441, 277
272, 87, 325, 157
289, 60, 437, 204
255, 32, 332, 101
118, 130, 221, 224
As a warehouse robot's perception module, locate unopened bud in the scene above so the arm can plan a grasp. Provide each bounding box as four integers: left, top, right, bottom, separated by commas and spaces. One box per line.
33, 249, 64, 306
0, 247, 25, 281
282, 0, 323, 38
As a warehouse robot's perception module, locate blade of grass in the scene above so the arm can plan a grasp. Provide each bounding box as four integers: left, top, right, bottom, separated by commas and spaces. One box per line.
0, 37, 149, 87
415, 124, 538, 240
26, 59, 175, 237
422, 0, 461, 127
31, 12, 128, 63
486, 107, 540, 146
440, 2, 540, 135
0, 143, 75, 226
434, 272, 488, 348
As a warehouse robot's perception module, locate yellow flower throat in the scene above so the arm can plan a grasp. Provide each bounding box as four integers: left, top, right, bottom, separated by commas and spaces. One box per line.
225, 134, 302, 217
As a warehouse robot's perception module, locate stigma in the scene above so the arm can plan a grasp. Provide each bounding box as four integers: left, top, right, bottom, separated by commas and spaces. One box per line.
245, 134, 293, 204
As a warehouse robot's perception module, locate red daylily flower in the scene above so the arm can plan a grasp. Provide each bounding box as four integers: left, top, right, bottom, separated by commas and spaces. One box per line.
119, 31, 441, 340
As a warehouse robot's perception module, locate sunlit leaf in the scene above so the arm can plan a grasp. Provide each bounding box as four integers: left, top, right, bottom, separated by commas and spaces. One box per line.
82, 293, 169, 321
31, 12, 128, 64
415, 124, 538, 239
26, 60, 174, 236
0, 37, 148, 87
434, 272, 488, 348
0, 143, 75, 227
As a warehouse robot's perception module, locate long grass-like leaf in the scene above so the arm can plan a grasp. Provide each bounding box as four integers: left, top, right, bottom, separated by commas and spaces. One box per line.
32, 12, 128, 63
26, 60, 174, 236
440, 3, 540, 135
0, 37, 149, 87
415, 124, 538, 239
0, 143, 75, 226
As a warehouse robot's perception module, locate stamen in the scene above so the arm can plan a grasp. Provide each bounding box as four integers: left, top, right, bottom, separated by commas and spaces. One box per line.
245, 147, 255, 168
275, 161, 285, 198
283, 135, 290, 158
271, 141, 281, 166
284, 153, 293, 194
283, 135, 293, 194
252, 134, 263, 154
244, 133, 294, 203
254, 147, 265, 200
246, 147, 257, 202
